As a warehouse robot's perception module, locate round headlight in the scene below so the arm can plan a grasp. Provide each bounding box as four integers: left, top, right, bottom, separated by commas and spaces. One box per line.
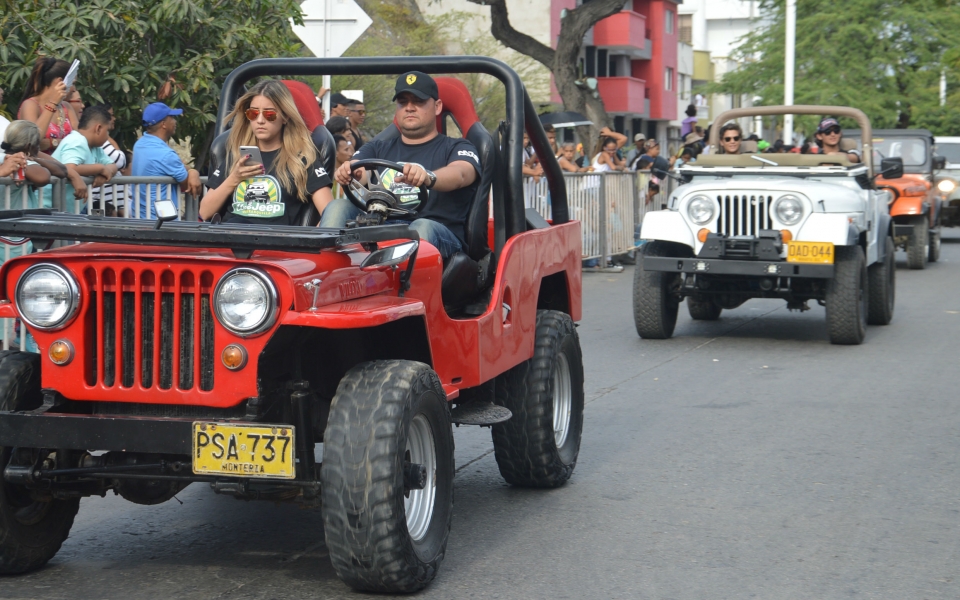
686, 195, 715, 225
775, 195, 804, 225
938, 179, 957, 194
213, 268, 278, 337
15, 264, 79, 331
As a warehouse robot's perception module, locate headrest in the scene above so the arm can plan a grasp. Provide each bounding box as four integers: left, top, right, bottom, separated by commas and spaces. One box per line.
839, 138, 857, 151
434, 77, 479, 134
281, 80, 324, 131
740, 141, 758, 153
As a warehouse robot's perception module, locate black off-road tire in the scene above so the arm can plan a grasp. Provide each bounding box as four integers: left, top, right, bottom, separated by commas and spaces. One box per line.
686, 296, 722, 321
867, 236, 895, 326
633, 242, 682, 339
929, 225, 941, 263
492, 310, 584, 488
826, 246, 868, 345
0, 351, 80, 574
321, 360, 454, 593
906, 215, 929, 269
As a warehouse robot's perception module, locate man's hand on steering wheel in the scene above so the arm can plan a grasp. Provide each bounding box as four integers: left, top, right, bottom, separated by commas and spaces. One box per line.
395, 162, 432, 188
335, 160, 366, 187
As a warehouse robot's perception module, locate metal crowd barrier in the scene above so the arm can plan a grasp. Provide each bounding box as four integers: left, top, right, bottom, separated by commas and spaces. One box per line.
0, 175, 207, 349
523, 171, 670, 261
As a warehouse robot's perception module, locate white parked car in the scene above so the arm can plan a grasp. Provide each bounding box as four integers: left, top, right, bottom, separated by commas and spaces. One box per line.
634, 105, 898, 345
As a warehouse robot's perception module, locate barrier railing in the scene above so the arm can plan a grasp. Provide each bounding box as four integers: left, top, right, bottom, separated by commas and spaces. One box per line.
523, 170, 671, 261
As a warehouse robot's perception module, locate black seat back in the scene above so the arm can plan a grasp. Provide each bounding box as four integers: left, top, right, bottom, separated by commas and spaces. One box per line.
461, 121, 494, 261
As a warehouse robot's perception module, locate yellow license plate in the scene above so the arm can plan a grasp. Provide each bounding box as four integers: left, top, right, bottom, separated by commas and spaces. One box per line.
193, 422, 295, 479
786, 241, 835, 264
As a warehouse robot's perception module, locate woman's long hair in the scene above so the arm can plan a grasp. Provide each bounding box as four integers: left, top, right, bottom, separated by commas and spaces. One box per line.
20, 58, 70, 105
224, 80, 317, 200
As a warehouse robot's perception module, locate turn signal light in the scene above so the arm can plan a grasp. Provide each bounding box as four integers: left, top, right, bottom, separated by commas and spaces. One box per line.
222, 344, 248, 370
780, 229, 793, 243
697, 228, 710, 243
49, 340, 74, 366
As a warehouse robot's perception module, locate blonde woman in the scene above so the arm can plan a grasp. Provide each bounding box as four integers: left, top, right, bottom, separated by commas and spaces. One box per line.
201, 80, 333, 224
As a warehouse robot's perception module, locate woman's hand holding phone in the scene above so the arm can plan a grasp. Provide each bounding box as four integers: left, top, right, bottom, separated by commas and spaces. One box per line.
227, 154, 265, 187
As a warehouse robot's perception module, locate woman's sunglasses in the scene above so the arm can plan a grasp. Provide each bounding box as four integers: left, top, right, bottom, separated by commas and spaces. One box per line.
245, 108, 278, 122
723, 136, 741, 142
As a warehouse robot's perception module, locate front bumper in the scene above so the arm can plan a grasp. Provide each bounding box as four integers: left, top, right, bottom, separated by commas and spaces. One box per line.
0, 410, 206, 454
643, 256, 834, 278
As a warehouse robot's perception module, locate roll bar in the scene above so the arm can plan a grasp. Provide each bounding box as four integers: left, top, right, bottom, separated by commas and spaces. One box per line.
709, 105, 874, 176
216, 56, 568, 252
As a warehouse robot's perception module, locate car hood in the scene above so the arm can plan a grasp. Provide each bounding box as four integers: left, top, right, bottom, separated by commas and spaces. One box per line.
676, 177, 867, 213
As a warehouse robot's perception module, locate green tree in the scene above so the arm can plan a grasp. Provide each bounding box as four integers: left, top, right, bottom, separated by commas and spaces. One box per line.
713, 0, 960, 134
0, 0, 306, 164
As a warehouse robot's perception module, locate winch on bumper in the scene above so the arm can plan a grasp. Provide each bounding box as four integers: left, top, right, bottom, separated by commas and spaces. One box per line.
642, 230, 835, 278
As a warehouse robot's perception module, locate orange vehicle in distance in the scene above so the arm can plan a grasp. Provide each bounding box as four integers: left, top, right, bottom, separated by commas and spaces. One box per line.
847, 129, 946, 269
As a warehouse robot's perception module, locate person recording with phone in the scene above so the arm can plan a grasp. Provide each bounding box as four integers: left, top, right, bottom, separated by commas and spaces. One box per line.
201, 80, 333, 224
17, 58, 81, 154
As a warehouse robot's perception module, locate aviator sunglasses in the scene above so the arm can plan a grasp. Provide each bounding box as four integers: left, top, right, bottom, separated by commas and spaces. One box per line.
245, 108, 279, 122
723, 135, 741, 142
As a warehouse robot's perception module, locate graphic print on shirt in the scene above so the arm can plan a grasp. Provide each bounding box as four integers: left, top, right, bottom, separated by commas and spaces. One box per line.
377, 168, 422, 210
233, 175, 284, 218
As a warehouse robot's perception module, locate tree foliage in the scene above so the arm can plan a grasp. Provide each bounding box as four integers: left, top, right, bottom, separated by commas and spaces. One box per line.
0, 0, 306, 162
713, 0, 960, 134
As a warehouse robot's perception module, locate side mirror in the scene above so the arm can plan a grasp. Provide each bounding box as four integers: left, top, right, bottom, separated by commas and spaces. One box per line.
360, 240, 419, 271
153, 200, 178, 229
879, 157, 903, 180
933, 155, 946, 170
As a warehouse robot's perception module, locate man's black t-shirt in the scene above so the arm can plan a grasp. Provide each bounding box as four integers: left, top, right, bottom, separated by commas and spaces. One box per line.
206, 148, 332, 225
353, 135, 482, 245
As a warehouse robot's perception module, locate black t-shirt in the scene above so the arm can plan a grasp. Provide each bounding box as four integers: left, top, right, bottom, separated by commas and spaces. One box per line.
207, 148, 332, 226
354, 134, 482, 245
633, 154, 670, 174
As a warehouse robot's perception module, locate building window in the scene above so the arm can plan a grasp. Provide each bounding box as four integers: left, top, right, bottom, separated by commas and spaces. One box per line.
665, 67, 674, 91
665, 10, 674, 34
679, 14, 692, 44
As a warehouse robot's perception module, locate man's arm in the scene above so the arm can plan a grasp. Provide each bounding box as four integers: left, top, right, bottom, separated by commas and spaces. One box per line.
398, 160, 477, 192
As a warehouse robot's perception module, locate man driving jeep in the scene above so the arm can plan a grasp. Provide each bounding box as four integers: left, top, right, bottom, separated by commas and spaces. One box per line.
815, 117, 861, 163
320, 71, 481, 259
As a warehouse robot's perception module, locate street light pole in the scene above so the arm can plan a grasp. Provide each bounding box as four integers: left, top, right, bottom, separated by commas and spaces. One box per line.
784, 0, 796, 144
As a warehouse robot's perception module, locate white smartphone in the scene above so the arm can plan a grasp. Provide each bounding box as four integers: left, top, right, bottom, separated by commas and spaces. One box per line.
239, 146, 264, 168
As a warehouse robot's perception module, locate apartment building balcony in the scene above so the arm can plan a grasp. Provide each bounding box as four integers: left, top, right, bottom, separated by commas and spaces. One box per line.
592, 11, 651, 59
597, 76, 647, 115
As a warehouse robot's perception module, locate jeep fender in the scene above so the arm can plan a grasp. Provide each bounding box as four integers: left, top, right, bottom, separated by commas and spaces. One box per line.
639, 211, 695, 252
796, 213, 859, 246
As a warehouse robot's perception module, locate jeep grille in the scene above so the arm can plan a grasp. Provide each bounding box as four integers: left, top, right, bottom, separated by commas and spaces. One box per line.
716, 194, 775, 237
86, 267, 215, 391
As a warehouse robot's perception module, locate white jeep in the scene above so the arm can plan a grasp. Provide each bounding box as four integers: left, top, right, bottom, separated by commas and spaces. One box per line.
634, 105, 898, 345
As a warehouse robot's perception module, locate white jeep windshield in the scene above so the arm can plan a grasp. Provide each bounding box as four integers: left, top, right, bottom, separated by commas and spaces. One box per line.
938, 142, 960, 164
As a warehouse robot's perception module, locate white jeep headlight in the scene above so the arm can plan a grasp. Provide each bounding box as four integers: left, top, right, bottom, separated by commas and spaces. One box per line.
938, 179, 957, 194
214, 268, 278, 337
686, 195, 715, 225
775, 195, 804, 225
15, 263, 79, 331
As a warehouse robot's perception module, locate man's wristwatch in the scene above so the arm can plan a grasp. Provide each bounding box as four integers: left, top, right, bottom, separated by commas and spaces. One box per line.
424, 168, 437, 189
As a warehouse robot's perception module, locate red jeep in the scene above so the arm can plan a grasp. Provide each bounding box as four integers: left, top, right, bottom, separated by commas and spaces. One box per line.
0, 57, 584, 593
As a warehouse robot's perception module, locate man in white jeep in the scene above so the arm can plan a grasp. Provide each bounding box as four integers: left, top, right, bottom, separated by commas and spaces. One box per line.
814, 117, 861, 163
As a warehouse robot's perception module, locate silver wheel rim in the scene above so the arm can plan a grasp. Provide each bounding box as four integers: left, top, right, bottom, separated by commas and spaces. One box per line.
404, 413, 437, 542
553, 353, 573, 448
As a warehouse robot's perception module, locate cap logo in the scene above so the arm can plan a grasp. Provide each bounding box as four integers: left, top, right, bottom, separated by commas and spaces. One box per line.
406, 74, 417, 85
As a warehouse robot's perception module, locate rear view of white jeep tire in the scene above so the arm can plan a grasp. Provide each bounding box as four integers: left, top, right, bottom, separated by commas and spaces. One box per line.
0, 351, 80, 574
906, 215, 929, 269
867, 236, 895, 325
826, 246, 868, 345
321, 360, 454, 593
633, 242, 682, 339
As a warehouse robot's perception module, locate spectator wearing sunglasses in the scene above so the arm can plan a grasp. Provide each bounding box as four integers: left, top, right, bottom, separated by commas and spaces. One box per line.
343, 99, 367, 150
201, 80, 333, 225
814, 117, 860, 163
719, 123, 743, 154
131, 102, 202, 219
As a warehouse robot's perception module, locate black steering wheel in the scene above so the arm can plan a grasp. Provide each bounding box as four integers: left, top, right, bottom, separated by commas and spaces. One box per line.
343, 159, 430, 217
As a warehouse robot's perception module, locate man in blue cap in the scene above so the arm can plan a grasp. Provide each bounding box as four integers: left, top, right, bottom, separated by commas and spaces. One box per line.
131, 102, 202, 219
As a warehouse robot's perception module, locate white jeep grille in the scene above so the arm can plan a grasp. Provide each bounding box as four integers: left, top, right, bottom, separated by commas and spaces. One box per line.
716, 194, 775, 237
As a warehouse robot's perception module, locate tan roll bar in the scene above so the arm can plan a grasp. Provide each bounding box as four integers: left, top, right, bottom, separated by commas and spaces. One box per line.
708, 105, 873, 176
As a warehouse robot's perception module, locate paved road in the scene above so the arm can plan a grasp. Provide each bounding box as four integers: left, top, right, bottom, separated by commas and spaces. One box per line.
3, 234, 960, 599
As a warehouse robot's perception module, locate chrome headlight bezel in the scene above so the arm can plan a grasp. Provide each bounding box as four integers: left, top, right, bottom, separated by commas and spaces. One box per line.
775, 194, 805, 226
15, 263, 80, 332
686, 195, 716, 225
213, 267, 279, 338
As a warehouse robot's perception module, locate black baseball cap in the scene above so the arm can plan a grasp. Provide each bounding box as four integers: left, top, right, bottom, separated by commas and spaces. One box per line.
330, 92, 352, 107
392, 71, 439, 101
817, 117, 840, 133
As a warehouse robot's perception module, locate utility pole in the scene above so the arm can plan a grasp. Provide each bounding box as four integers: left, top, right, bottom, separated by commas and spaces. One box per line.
784, 0, 796, 144
941, 70, 947, 107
